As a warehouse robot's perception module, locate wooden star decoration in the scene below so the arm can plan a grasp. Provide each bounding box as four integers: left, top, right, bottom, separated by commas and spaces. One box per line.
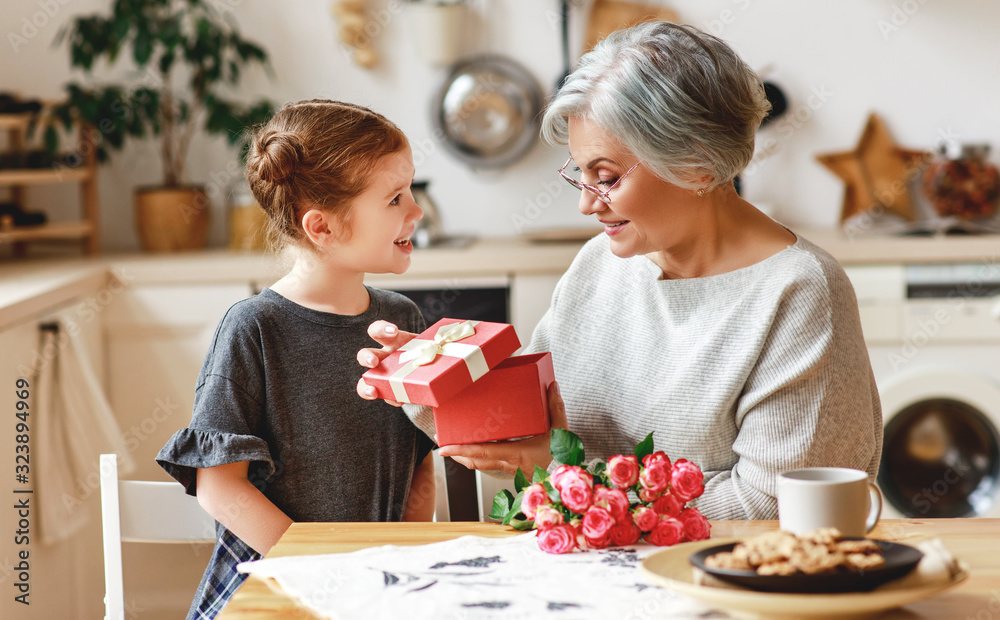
816, 113, 930, 223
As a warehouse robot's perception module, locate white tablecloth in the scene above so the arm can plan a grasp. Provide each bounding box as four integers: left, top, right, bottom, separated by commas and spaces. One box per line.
239, 534, 711, 619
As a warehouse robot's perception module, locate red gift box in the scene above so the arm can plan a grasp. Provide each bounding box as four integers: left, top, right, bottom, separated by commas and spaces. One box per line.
433, 352, 554, 446
361, 318, 520, 407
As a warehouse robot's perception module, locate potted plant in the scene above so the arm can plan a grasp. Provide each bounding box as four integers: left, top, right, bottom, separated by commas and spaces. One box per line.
49, 0, 274, 251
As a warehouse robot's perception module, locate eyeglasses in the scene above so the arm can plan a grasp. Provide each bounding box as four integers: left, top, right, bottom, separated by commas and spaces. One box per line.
557, 157, 641, 205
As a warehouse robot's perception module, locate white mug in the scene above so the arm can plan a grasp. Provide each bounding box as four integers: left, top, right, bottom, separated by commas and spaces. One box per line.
777, 467, 882, 537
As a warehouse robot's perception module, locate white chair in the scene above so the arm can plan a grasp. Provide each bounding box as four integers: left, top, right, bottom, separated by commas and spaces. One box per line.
431, 449, 517, 522
476, 470, 517, 521
100, 453, 216, 620
432, 450, 451, 522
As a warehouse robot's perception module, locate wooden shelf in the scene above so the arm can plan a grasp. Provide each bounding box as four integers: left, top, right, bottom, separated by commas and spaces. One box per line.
0, 168, 91, 185
0, 111, 99, 256
0, 221, 94, 243
0, 114, 33, 131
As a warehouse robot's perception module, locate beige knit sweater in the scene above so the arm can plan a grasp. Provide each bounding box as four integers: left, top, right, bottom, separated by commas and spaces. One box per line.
521, 232, 882, 520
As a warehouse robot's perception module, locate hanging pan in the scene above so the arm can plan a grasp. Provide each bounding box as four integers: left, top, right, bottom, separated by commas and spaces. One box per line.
432, 54, 543, 169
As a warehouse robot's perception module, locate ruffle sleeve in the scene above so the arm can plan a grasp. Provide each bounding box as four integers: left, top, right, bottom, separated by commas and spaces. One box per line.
156, 428, 275, 497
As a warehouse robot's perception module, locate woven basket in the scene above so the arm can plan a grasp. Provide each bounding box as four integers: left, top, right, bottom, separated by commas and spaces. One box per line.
134, 187, 210, 251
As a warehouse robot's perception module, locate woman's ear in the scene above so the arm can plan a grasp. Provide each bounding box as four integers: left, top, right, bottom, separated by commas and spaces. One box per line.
689, 172, 715, 188
300, 208, 336, 247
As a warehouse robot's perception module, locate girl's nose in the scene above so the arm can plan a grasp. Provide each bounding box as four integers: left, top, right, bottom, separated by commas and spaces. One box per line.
408, 194, 423, 221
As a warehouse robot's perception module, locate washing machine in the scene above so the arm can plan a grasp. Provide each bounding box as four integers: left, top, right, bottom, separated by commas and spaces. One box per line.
847, 263, 1000, 518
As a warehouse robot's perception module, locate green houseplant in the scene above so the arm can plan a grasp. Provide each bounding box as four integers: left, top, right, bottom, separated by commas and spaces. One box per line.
50, 0, 274, 251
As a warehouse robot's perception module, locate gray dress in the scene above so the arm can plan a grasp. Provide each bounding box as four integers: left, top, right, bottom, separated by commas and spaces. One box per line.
157, 287, 432, 619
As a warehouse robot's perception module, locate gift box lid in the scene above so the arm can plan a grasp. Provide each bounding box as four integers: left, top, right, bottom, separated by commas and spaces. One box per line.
361, 318, 521, 407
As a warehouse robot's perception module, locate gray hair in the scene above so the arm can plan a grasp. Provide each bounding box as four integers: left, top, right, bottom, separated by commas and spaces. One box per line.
541, 22, 770, 191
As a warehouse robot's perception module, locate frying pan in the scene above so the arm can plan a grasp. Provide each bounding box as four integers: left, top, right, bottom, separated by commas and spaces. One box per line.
432, 55, 544, 169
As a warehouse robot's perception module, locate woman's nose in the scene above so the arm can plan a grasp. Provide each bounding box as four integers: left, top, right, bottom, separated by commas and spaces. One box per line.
577, 189, 605, 216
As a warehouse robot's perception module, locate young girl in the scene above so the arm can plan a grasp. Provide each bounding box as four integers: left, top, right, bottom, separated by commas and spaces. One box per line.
156, 100, 434, 620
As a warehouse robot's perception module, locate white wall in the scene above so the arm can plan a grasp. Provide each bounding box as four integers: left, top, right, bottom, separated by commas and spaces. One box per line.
4, 0, 999, 251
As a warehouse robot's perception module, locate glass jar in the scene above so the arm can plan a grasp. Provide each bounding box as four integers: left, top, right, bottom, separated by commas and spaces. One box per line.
921, 143, 1000, 220
227, 179, 268, 251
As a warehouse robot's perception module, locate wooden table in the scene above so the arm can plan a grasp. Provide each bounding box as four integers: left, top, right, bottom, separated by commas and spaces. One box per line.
217, 519, 1000, 619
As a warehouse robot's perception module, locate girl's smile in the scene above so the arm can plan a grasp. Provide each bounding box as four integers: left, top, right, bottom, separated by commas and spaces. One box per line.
393, 229, 415, 253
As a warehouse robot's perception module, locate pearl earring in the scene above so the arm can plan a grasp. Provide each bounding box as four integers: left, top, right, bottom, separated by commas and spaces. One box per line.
697, 188, 706, 197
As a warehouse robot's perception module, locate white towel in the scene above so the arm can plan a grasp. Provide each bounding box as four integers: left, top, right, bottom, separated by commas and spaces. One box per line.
239, 535, 709, 620
34, 313, 135, 545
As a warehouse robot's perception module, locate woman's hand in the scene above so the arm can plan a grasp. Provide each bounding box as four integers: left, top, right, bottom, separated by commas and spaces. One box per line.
356, 320, 418, 405
437, 382, 568, 476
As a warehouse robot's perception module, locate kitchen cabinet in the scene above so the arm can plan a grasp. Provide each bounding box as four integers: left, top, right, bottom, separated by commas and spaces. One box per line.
0, 299, 106, 620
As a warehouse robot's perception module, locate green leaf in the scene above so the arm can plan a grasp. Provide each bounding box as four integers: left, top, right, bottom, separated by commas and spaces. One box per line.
159, 51, 175, 75
550, 428, 584, 466
592, 461, 607, 477
502, 493, 523, 526
489, 489, 514, 521
43, 125, 59, 155
532, 465, 548, 484
544, 480, 560, 503
634, 432, 655, 462
514, 468, 530, 494
132, 27, 153, 66
509, 517, 536, 532
111, 15, 131, 44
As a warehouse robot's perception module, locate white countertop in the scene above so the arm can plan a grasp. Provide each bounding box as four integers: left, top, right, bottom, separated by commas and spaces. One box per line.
2, 228, 999, 329
800, 228, 1000, 266
105, 237, 586, 284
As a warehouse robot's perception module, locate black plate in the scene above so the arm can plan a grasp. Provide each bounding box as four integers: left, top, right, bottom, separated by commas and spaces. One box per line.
689, 539, 923, 593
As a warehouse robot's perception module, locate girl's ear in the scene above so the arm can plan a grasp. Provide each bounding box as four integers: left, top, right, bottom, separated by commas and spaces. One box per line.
300, 208, 337, 247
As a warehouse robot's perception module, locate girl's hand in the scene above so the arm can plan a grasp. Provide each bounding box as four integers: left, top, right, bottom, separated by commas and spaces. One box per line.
356, 320, 418, 405
437, 382, 568, 476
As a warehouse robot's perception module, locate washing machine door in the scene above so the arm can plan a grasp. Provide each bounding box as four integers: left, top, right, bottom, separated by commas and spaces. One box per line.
878, 368, 1000, 518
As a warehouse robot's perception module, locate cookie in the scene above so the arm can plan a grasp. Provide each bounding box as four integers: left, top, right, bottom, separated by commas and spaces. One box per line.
757, 561, 797, 576
790, 543, 847, 575
705, 551, 752, 571
800, 527, 844, 546
835, 539, 881, 555
846, 552, 886, 570
739, 530, 799, 566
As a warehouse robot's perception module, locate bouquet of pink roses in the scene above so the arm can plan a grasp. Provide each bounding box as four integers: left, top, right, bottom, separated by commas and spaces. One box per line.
490, 430, 711, 554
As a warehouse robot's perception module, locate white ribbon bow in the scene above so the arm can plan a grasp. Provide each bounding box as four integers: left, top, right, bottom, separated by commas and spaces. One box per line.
399, 320, 477, 367
389, 320, 488, 404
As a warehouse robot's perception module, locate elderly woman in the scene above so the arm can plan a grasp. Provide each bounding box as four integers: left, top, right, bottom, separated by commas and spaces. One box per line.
358, 22, 881, 519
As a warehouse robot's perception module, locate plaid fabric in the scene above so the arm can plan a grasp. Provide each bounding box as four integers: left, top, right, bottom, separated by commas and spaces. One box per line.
188, 526, 262, 620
